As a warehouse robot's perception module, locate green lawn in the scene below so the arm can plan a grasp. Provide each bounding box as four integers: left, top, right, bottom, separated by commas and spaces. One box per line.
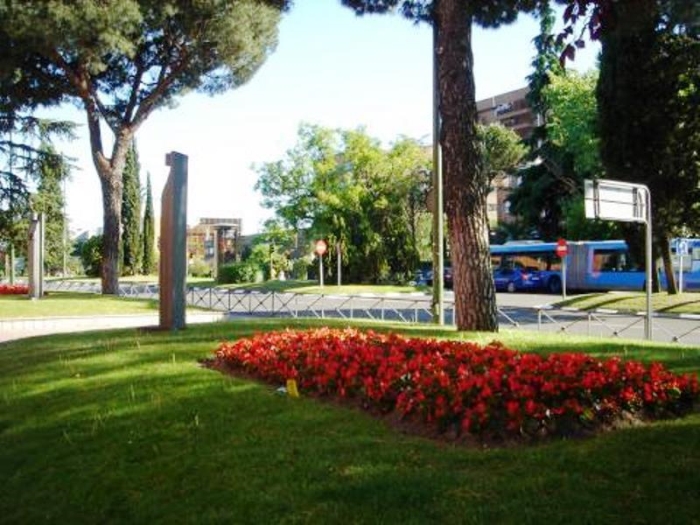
556, 291, 700, 315
0, 292, 160, 318
1, 318, 699, 524
0, 292, 212, 319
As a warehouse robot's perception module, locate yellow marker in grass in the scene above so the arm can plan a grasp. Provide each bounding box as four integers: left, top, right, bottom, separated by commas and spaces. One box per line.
286, 379, 299, 398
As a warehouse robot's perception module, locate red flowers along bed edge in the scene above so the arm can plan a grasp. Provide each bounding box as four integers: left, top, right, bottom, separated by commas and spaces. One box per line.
0, 284, 29, 295
213, 328, 699, 442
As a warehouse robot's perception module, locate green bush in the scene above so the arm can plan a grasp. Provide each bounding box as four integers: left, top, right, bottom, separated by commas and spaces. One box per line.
80, 234, 103, 277
290, 258, 310, 280
189, 258, 212, 277
217, 261, 259, 284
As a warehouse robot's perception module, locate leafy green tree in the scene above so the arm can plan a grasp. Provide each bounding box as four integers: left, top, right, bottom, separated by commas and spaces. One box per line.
510, 71, 603, 240
141, 172, 156, 275
0, 113, 74, 268
506, 4, 604, 242
255, 124, 430, 284
80, 234, 103, 278
596, 0, 700, 292
30, 143, 70, 274
342, 0, 549, 330
121, 142, 142, 276
0, 0, 290, 294
525, 2, 564, 134
260, 218, 297, 279
479, 124, 526, 182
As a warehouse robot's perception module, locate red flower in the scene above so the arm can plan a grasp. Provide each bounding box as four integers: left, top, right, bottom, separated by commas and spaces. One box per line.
213, 328, 699, 439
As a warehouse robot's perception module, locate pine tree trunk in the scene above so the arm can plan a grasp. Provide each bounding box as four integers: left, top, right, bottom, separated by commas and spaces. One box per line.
659, 235, 678, 294
90, 124, 132, 294
98, 169, 122, 294
435, 0, 497, 331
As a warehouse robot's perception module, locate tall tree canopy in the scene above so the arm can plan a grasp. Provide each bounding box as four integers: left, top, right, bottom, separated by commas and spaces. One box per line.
510, 70, 604, 240
121, 142, 142, 276
141, 172, 156, 275
342, 0, 543, 331
0, 111, 73, 260
31, 143, 70, 275
0, 0, 290, 293
594, 0, 700, 292
255, 124, 431, 284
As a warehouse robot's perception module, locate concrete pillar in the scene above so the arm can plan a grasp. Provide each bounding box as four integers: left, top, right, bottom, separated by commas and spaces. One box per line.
159, 152, 188, 331
28, 212, 45, 299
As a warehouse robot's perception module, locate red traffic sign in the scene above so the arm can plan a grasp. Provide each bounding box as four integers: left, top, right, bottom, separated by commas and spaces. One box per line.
555, 238, 568, 258
315, 239, 327, 256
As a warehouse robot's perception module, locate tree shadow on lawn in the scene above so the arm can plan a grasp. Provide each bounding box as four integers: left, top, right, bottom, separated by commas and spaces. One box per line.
2, 351, 699, 523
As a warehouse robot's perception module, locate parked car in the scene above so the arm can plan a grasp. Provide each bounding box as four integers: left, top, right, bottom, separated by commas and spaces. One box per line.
492, 264, 544, 293
424, 267, 453, 289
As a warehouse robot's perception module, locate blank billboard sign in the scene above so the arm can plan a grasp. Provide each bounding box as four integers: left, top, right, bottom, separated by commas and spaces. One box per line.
584, 179, 648, 223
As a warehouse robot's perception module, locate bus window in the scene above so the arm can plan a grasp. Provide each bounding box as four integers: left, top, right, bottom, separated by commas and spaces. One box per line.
594, 249, 640, 272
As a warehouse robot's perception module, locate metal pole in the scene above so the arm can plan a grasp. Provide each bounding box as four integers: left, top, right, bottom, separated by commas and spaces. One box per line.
63, 177, 68, 277
562, 256, 567, 300
644, 186, 653, 340
319, 255, 324, 288
678, 243, 684, 294
431, 21, 445, 325
9, 244, 15, 284
337, 242, 341, 286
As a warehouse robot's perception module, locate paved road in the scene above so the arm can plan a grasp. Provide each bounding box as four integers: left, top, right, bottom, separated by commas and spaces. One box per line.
9, 282, 700, 346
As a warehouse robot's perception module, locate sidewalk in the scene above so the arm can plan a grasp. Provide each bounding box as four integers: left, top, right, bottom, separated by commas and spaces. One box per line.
0, 311, 228, 343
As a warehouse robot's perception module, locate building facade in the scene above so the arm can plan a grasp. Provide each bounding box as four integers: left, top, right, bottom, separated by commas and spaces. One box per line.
476, 87, 537, 228
187, 217, 242, 267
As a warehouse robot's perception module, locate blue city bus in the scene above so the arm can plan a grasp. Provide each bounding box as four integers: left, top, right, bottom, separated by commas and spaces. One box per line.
490, 241, 564, 293
666, 238, 700, 291
490, 239, 700, 293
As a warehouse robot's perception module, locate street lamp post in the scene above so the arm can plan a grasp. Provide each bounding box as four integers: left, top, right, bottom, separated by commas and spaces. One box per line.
431, 22, 445, 326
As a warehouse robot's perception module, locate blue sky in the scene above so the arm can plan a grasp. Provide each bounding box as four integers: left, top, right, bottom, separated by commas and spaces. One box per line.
51, 0, 599, 235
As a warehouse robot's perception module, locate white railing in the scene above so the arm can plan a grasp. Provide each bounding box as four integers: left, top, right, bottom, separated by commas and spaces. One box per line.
43, 281, 700, 344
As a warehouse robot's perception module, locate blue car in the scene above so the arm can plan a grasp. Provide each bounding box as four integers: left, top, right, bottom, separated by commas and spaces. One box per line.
493, 264, 546, 293
423, 267, 453, 289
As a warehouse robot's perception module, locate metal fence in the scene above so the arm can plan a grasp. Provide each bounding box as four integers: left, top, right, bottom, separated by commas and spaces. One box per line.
43, 281, 700, 344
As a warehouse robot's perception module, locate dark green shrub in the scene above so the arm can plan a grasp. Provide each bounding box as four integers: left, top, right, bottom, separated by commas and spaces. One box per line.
290, 258, 310, 280
80, 234, 103, 277
217, 261, 258, 284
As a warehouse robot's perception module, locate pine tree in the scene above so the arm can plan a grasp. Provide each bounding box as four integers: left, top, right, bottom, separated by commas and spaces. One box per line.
121, 142, 142, 276
141, 172, 156, 275
31, 143, 69, 275
1, 1, 290, 294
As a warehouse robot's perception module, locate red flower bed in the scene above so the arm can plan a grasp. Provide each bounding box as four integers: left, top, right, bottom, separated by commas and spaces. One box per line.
0, 284, 29, 295
214, 328, 699, 440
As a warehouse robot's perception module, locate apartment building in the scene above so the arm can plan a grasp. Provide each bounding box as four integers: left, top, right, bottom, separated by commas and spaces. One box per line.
476, 87, 537, 227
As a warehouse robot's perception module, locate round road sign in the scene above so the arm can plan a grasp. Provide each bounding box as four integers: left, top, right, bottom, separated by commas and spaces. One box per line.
555, 238, 568, 258
315, 239, 327, 256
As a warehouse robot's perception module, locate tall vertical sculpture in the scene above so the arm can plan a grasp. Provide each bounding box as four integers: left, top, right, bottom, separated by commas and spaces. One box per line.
28, 212, 45, 299
159, 152, 188, 330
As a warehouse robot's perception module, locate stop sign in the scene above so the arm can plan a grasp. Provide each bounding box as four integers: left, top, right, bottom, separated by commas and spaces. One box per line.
555, 238, 568, 258
315, 239, 327, 256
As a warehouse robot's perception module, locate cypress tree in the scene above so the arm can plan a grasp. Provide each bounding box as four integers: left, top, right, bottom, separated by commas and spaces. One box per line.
32, 143, 69, 274
121, 142, 142, 276
141, 172, 156, 275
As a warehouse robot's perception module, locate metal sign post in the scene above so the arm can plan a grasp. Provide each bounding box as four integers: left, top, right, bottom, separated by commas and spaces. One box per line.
677, 238, 688, 294
585, 179, 653, 339
431, 23, 445, 326
315, 240, 327, 289
555, 239, 568, 300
